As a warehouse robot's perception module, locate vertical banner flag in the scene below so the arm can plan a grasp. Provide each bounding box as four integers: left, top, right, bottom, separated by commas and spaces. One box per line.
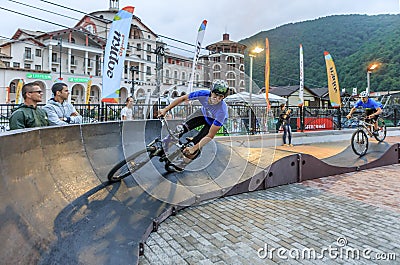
15, 79, 24, 104
324, 51, 341, 107
188, 20, 207, 93
102, 6, 134, 103
265, 38, 270, 108
298, 44, 304, 106
85, 75, 93, 104
5, 87, 10, 103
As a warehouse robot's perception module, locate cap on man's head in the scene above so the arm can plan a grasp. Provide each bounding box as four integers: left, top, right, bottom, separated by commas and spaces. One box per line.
51, 82, 67, 95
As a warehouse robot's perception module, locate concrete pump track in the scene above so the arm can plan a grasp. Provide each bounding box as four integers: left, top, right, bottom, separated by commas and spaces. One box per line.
0, 120, 399, 264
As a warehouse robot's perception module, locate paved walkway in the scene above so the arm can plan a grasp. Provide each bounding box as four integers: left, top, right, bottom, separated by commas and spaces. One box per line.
139, 164, 400, 265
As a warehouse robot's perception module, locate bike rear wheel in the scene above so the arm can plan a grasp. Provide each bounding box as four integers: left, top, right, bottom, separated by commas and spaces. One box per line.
107, 149, 150, 182
374, 118, 386, 142
351, 129, 369, 156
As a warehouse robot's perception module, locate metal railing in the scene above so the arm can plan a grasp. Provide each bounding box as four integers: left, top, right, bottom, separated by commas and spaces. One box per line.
1, 103, 399, 134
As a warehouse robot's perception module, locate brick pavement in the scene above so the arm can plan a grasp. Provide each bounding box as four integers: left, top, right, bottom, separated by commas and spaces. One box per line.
139, 164, 400, 265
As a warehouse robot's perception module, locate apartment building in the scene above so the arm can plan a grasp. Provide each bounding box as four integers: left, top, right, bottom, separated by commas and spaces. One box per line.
0, 0, 243, 105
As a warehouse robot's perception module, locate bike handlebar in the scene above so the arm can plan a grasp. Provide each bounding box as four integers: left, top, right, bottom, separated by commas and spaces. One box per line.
158, 116, 181, 142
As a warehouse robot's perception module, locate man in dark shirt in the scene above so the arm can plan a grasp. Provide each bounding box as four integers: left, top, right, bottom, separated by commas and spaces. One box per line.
9, 82, 49, 130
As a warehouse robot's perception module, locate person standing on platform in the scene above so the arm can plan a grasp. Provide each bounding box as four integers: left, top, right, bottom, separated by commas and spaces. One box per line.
279, 103, 293, 146
121, 97, 134, 120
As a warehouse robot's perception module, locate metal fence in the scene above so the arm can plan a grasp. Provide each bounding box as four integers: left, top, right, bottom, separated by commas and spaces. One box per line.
1, 103, 399, 134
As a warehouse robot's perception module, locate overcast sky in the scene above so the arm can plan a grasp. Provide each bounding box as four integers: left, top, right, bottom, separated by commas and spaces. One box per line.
1, 0, 399, 56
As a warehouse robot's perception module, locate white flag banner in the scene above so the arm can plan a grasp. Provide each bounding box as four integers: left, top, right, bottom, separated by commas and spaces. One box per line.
102, 6, 134, 103
299, 44, 304, 106
188, 20, 207, 93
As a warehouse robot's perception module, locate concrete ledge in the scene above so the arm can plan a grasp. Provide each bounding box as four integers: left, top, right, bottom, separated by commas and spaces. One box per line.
217, 127, 400, 147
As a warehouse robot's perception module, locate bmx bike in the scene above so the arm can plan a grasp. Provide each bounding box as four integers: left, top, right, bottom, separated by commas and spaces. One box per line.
107, 117, 197, 182
350, 115, 386, 156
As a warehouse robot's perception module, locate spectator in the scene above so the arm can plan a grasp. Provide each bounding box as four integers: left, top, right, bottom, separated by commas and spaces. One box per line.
279, 103, 293, 146
43, 83, 82, 125
9, 82, 49, 130
121, 96, 134, 120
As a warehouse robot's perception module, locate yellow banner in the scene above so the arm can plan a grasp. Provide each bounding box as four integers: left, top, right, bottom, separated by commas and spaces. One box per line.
5, 87, 10, 103
15, 79, 23, 104
265, 38, 270, 107
324, 51, 341, 107
85, 76, 92, 104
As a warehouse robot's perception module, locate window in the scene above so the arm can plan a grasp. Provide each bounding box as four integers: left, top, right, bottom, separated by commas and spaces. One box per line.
4, 61, 10, 67
137, 43, 141, 51
227, 72, 236, 88
52, 53, 58, 63
174, 71, 178, 84
146, 66, 151, 75
24, 63, 31, 69
35, 65, 41, 70
71, 55, 76, 65
147, 44, 151, 52
52, 67, 57, 72
148, 35, 151, 39
196, 74, 200, 87
13, 62, 20, 68
35, 49, 41, 57
165, 69, 170, 78
213, 72, 221, 80
227, 56, 235, 63
24, 47, 32, 60
182, 72, 186, 81
146, 55, 151, 61
10, 83, 16, 93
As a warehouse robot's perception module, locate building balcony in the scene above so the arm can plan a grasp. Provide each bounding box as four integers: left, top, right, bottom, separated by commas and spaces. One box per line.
24, 53, 34, 61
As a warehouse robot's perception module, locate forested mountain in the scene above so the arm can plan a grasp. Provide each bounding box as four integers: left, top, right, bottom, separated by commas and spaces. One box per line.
239, 14, 400, 93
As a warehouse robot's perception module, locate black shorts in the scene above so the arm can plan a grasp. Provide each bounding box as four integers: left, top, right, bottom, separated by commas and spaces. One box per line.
365, 109, 379, 123
179, 109, 212, 145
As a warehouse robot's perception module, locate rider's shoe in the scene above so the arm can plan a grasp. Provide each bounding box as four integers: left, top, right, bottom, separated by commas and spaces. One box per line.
183, 148, 201, 161
165, 162, 184, 172
372, 130, 379, 136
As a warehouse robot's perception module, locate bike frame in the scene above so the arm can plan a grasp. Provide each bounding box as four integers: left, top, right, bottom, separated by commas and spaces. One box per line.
357, 118, 375, 137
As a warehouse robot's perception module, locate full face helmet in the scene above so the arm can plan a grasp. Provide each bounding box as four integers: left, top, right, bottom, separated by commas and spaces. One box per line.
360, 91, 369, 98
211, 80, 229, 96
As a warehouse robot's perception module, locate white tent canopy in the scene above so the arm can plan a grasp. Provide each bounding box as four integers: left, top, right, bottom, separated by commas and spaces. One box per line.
225, 91, 287, 105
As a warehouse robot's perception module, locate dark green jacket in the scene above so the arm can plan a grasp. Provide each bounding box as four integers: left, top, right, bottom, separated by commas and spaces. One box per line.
9, 104, 49, 130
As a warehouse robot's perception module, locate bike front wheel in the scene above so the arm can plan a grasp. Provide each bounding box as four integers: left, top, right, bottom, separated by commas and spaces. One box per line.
374, 118, 386, 142
107, 149, 150, 182
351, 129, 369, 156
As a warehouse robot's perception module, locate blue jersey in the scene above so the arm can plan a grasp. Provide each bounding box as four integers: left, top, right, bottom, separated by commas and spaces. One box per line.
188, 90, 228, 126
354, 98, 382, 110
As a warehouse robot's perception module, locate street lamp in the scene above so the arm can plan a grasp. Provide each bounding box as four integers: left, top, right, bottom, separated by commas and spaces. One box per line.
366, 63, 379, 94
248, 46, 263, 134
130, 65, 138, 97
